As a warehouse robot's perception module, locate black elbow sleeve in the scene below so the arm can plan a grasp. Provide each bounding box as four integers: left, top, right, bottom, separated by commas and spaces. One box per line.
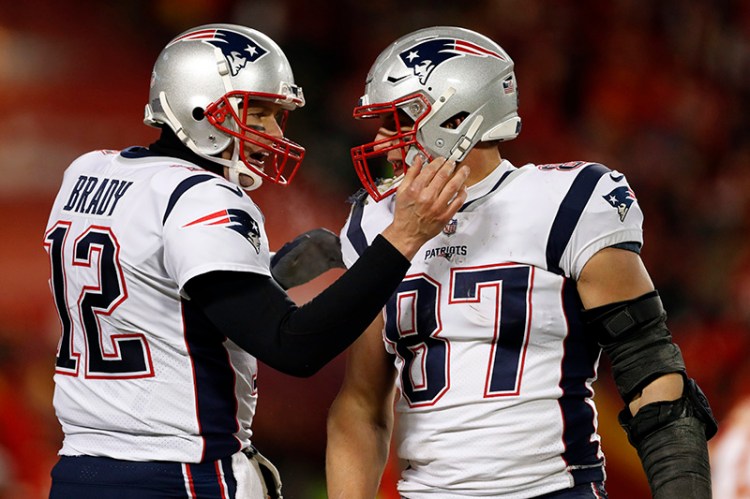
582, 290, 685, 402
583, 291, 718, 498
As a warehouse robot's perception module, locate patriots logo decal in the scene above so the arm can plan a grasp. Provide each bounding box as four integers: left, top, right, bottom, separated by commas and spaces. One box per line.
184, 209, 262, 253
169, 28, 268, 76
399, 38, 506, 85
603, 186, 637, 222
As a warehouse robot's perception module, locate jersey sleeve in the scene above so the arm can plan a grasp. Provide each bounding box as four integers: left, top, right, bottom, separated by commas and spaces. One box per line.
561, 169, 644, 280
161, 175, 271, 291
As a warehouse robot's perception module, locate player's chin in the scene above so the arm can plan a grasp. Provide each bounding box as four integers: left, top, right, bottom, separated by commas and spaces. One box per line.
238, 173, 256, 189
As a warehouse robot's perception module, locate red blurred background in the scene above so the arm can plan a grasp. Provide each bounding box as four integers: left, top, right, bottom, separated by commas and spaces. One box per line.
1, 0, 749, 497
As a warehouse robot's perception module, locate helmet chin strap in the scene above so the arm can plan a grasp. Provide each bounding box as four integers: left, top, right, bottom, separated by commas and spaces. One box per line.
159, 91, 191, 146
225, 143, 264, 191
158, 91, 264, 191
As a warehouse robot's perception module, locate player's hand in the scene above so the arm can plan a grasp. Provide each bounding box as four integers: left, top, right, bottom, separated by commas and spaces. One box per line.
270, 228, 345, 289
382, 155, 469, 260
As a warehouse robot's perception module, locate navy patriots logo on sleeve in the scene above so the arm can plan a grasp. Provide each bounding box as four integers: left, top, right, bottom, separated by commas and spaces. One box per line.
183, 209, 262, 253
603, 186, 637, 222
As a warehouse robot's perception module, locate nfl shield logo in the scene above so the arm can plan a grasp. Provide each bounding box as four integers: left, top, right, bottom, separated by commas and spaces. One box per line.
443, 218, 457, 235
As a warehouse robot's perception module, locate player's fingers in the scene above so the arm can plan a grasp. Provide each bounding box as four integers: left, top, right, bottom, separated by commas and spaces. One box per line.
420, 158, 459, 201
406, 155, 454, 195
398, 153, 425, 193
434, 165, 469, 215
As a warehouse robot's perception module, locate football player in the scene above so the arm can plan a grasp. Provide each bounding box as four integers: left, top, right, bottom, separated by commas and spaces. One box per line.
326, 26, 716, 498
43, 24, 468, 499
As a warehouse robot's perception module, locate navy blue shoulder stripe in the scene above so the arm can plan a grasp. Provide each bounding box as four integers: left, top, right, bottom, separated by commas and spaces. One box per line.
120, 146, 160, 158
346, 199, 369, 257
545, 163, 610, 275
162, 174, 216, 225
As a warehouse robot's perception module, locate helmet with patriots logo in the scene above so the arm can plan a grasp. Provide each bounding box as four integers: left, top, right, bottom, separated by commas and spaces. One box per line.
352, 26, 521, 201
144, 24, 305, 190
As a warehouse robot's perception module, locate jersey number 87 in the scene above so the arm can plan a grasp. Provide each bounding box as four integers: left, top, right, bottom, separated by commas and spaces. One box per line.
384, 264, 532, 407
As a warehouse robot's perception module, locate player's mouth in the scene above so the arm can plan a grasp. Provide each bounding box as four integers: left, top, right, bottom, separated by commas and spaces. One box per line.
246, 149, 271, 169
250, 150, 270, 162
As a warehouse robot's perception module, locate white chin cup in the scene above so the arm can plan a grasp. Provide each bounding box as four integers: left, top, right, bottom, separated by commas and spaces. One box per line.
227, 161, 264, 191
225, 136, 263, 191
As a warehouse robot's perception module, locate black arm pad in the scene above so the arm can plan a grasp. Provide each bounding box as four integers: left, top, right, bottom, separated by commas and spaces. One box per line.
582, 291, 685, 401
270, 228, 345, 290
619, 379, 717, 498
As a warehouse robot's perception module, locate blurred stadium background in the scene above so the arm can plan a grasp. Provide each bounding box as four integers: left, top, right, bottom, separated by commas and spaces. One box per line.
1, 0, 749, 497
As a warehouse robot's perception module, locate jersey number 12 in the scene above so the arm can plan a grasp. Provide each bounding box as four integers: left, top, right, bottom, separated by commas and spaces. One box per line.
44, 222, 154, 379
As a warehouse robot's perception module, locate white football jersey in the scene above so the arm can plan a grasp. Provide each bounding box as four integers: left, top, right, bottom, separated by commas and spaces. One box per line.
340, 160, 644, 498
44, 147, 271, 463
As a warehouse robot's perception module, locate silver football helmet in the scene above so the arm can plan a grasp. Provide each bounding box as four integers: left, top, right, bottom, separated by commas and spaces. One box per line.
352, 26, 521, 201
144, 24, 305, 190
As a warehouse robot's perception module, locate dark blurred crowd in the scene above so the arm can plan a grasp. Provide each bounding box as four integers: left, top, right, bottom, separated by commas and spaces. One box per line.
0, 0, 748, 496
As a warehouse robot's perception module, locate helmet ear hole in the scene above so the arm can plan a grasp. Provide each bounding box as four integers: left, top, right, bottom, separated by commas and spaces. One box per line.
440, 111, 469, 130
192, 107, 205, 121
